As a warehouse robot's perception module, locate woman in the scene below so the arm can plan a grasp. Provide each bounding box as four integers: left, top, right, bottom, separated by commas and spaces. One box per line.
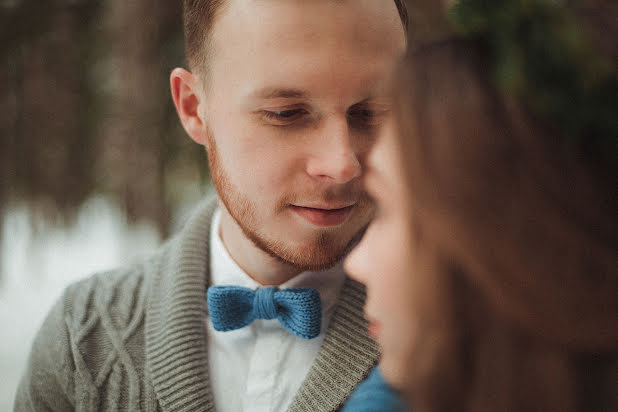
344, 1, 617, 411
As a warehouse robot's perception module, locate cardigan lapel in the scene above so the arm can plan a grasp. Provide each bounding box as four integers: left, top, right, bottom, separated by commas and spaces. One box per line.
145, 194, 378, 412
287, 277, 380, 412
145, 195, 218, 412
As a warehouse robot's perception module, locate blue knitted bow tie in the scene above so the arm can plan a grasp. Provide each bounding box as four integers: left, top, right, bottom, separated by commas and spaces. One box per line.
207, 286, 322, 339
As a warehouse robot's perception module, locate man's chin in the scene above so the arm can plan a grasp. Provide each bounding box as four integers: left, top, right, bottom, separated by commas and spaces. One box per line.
280, 216, 371, 271
284, 247, 348, 272
248, 228, 361, 272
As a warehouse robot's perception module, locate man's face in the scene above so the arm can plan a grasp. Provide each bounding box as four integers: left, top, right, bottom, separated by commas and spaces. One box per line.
200, 0, 406, 270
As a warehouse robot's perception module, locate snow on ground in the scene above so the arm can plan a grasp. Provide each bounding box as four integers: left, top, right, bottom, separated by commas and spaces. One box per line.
0, 196, 161, 410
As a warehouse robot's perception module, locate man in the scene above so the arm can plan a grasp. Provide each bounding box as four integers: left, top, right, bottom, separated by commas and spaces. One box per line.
15, 1, 407, 410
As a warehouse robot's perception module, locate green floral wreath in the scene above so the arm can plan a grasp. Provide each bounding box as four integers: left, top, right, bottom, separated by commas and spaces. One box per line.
447, 0, 617, 171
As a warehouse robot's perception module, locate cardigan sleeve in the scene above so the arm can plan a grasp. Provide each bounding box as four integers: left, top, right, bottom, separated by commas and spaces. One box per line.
14, 292, 75, 412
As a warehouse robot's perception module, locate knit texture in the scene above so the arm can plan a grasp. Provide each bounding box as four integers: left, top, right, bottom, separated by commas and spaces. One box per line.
207, 286, 322, 339
14, 194, 379, 412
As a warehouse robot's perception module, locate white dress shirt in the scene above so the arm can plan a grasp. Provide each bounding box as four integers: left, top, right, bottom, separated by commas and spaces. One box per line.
206, 209, 347, 412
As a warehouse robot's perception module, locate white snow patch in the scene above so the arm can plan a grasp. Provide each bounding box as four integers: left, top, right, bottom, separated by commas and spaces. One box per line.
0, 196, 161, 410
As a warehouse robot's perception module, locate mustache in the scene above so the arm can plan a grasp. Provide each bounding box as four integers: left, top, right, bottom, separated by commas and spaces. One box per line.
277, 185, 373, 208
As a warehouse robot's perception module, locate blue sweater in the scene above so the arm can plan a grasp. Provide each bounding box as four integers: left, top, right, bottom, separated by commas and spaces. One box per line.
342, 366, 410, 411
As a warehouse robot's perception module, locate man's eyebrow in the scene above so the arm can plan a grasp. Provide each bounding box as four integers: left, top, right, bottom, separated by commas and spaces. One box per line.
250, 87, 309, 99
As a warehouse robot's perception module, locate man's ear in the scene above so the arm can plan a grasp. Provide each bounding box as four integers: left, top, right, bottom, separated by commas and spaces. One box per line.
170, 68, 209, 146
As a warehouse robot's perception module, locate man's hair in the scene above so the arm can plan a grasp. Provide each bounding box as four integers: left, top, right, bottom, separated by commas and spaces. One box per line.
182, 0, 409, 73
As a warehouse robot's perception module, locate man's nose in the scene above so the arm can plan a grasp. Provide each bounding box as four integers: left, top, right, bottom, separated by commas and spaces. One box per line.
305, 119, 362, 184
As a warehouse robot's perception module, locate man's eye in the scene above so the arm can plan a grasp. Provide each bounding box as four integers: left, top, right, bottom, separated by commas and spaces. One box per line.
261, 109, 307, 125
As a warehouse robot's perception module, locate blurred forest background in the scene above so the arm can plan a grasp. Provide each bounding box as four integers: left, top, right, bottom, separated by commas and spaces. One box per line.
0, 0, 209, 272
1, 3, 208, 406
0, 1, 615, 407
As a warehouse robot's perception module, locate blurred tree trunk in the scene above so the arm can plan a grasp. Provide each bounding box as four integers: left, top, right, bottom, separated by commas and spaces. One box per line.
21, 6, 96, 211
2, 2, 100, 216
97, 0, 183, 236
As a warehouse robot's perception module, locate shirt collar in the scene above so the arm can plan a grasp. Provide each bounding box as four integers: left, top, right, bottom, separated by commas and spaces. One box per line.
209, 208, 346, 315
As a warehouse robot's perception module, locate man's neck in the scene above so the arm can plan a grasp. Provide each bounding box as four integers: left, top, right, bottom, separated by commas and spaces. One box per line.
217, 206, 303, 286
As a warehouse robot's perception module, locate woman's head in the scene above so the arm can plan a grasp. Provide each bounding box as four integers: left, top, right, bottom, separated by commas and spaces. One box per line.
345, 37, 617, 411
344, 100, 451, 396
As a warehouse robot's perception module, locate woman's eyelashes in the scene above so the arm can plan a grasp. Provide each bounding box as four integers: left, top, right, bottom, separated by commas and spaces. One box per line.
347, 104, 390, 131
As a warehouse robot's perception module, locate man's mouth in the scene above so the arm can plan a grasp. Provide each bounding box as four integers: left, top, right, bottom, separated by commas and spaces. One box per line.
290, 204, 355, 227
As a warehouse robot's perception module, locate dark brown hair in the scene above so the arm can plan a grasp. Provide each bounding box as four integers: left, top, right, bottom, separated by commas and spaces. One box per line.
394, 39, 617, 411
182, 0, 409, 72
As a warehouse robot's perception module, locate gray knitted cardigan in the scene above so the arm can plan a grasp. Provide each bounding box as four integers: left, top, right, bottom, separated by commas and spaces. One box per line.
15, 196, 379, 411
